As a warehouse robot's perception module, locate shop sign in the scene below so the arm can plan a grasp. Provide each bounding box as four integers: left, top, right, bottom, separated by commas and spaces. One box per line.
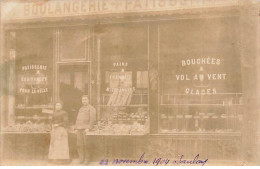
174, 57, 227, 95
2, 0, 238, 21
109, 70, 132, 89
18, 64, 49, 94
106, 62, 133, 92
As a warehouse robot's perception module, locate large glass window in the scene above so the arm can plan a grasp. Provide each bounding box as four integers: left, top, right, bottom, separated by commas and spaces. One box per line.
159, 18, 243, 133
15, 29, 53, 107
12, 29, 53, 132
93, 24, 150, 135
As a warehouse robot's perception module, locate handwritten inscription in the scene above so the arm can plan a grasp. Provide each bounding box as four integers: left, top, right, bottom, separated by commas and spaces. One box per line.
99, 152, 208, 166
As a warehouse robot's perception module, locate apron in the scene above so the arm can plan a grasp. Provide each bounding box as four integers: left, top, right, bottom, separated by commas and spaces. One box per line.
48, 125, 70, 160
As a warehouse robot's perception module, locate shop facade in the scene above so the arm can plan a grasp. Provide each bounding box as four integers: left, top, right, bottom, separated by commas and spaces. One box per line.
1, 0, 260, 165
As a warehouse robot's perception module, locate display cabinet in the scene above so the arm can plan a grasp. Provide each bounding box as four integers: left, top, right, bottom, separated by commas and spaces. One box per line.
89, 23, 150, 135
4, 29, 54, 133
159, 93, 243, 133
158, 18, 243, 134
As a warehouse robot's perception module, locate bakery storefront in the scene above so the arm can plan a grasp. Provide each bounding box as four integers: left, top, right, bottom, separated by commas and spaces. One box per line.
1, 0, 259, 165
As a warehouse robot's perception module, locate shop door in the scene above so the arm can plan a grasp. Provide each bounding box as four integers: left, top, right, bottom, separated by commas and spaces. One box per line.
57, 63, 91, 123
55, 26, 91, 123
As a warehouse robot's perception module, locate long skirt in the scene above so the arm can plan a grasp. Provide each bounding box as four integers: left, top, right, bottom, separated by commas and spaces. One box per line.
48, 126, 70, 160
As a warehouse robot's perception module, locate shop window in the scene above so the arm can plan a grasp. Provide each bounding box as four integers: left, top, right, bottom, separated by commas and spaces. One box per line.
59, 27, 89, 61
159, 18, 243, 133
15, 29, 53, 107
91, 24, 149, 135
8, 29, 54, 132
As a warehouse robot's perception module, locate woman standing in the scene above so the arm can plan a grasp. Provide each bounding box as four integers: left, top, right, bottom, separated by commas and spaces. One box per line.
48, 102, 70, 164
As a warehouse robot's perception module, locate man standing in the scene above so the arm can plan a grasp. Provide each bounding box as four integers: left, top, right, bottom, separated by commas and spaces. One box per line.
75, 95, 96, 164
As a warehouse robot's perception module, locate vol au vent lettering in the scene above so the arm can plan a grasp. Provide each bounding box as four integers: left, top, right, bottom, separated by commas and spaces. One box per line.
175, 57, 227, 95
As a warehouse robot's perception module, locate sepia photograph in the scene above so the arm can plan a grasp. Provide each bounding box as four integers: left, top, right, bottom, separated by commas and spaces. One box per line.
0, 0, 260, 166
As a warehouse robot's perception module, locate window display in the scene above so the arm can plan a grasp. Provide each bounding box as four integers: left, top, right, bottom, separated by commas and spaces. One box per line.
4, 29, 53, 132
93, 24, 149, 135
86, 107, 149, 135
159, 18, 243, 133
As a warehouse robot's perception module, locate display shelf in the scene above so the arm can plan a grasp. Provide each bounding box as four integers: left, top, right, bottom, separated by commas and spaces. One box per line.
15, 116, 51, 120
151, 132, 242, 137
100, 93, 148, 105
160, 93, 244, 106
1, 131, 77, 134
97, 104, 148, 107
110, 120, 147, 123
1, 131, 50, 134
160, 104, 243, 106
85, 133, 147, 136
161, 93, 243, 96
15, 105, 53, 109
1, 131, 241, 136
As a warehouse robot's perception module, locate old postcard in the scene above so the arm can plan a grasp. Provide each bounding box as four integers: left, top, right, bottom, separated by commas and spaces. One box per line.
0, 0, 260, 166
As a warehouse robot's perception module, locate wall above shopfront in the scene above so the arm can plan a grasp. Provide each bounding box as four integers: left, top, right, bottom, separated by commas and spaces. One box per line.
2, 0, 239, 21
